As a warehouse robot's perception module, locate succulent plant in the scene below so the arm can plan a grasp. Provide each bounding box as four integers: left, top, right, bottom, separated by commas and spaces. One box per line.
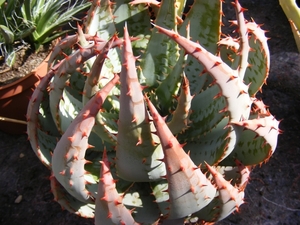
279, 0, 300, 52
0, 0, 90, 67
27, 0, 280, 224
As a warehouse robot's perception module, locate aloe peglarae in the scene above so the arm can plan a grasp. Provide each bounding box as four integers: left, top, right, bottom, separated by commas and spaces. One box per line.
26, 0, 281, 224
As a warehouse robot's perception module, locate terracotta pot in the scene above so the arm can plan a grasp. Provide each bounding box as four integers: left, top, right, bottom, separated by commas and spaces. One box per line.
0, 54, 50, 134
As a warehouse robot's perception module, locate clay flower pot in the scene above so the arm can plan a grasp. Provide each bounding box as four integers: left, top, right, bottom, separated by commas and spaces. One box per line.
0, 54, 50, 134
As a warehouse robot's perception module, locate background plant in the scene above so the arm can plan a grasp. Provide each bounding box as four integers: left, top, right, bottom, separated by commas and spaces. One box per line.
0, 0, 90, 67
0, 0, 35, 67
27, 0, 280, 224
279, 0, 300, 52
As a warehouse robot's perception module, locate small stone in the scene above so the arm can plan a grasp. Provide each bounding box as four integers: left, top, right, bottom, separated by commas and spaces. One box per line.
14, 195, 22, 203
189, 216, 199, 223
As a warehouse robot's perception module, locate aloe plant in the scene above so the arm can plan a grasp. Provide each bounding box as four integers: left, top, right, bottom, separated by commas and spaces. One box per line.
27, 0, 280, 224
279, 0, 300, 52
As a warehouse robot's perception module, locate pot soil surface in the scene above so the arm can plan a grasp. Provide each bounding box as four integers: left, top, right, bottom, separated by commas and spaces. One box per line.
0, 44, 51, 86
0, 0, 300, 224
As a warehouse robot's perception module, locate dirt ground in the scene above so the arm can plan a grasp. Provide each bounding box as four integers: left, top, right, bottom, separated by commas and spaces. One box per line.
0, 0, 300, 224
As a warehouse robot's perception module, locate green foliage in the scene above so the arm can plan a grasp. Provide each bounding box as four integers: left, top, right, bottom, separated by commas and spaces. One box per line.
0, 0, 90, 67
21, 0, 91, 50
0, 0, 35, 66
279, 0, 300, 52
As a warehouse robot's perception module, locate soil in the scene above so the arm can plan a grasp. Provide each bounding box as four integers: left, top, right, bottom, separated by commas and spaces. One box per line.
0, 44, 51, 86
0, 0, 300, 224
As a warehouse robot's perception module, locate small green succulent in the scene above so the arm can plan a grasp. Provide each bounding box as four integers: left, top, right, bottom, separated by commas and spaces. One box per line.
0, 0, 90, 67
